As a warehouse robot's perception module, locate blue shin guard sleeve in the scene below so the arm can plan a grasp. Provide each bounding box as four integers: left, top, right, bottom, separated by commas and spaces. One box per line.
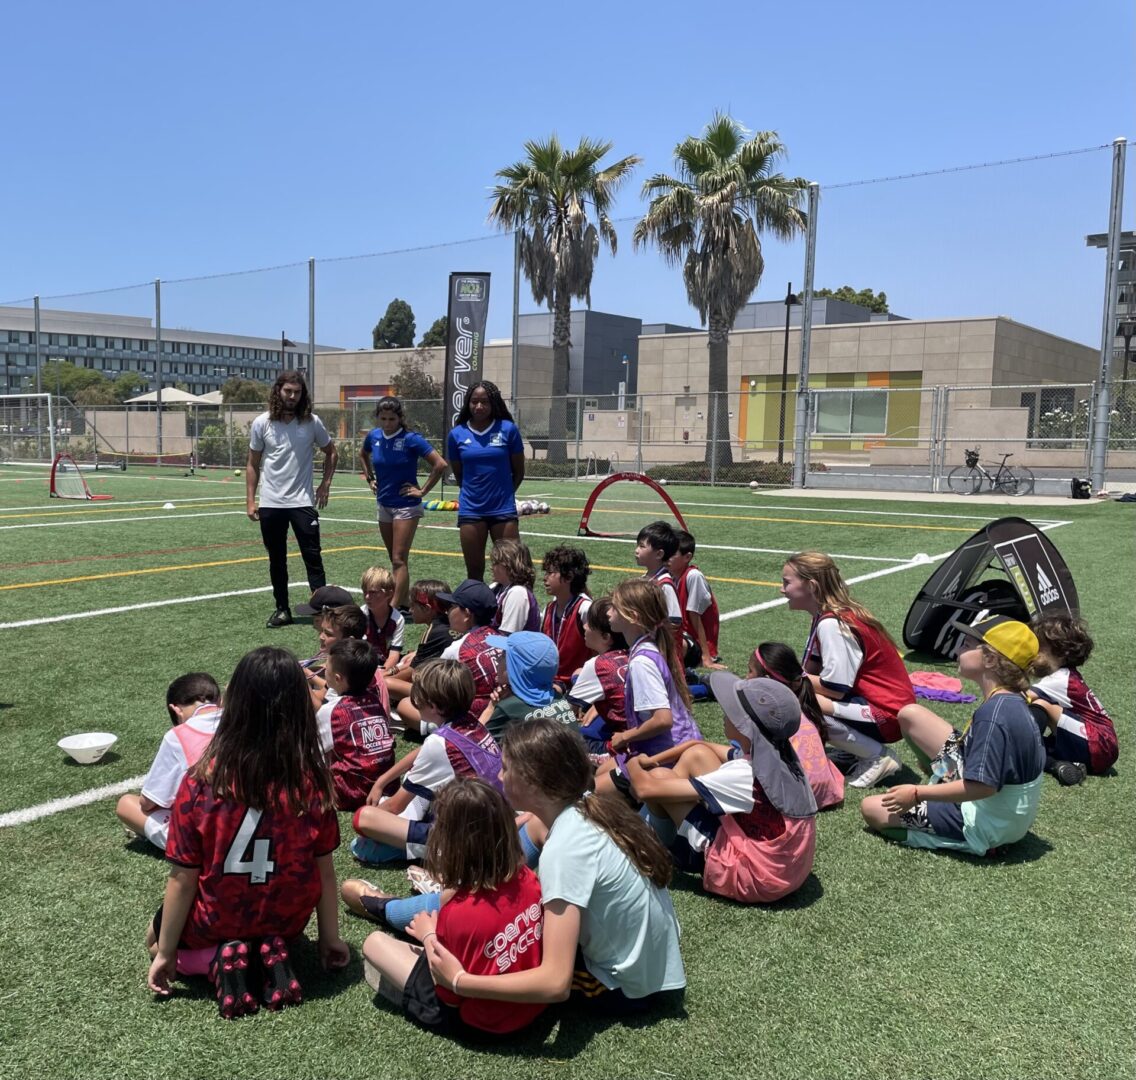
383, 892, 441, 933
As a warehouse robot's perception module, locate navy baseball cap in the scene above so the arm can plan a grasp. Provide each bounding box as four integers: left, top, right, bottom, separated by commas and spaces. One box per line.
295, 585, 356, 616
436, 580, 497, 614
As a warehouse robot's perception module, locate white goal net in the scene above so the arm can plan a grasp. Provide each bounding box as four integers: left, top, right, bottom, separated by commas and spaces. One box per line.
0, 393, 56, 465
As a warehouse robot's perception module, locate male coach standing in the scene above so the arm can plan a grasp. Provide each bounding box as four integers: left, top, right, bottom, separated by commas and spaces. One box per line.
246, 370, 338, 627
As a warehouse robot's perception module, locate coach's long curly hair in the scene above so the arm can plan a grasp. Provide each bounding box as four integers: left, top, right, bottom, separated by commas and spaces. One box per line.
268, 370, 313, 422
192, 646, 333, 814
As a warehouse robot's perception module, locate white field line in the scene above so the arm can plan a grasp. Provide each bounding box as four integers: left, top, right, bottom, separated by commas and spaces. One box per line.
0, 493, 244, 512
0, 510, 245, 531
540, 488, 1069, 525
0, 523, 1072, 826
0, 774, 147, 828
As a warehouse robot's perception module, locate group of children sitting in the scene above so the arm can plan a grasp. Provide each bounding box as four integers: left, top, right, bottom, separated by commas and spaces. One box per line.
124, 521, 1118, 1037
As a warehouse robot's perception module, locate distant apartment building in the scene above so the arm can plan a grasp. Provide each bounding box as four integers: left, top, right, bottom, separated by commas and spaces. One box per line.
0, 306, 340, 396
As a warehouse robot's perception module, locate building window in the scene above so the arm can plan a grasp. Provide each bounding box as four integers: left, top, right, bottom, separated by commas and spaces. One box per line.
813, 390, 888, 436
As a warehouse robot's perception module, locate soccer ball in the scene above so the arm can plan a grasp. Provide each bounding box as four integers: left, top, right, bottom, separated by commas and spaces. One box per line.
749, 480, 759, 490
658, 479, 667, 487
539, 502, 550, 514
234, 469, 241, 476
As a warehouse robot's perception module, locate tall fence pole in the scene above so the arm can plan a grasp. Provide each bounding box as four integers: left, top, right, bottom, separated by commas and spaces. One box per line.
154, 278, 163, 465
33, 295, 41, 395
709, 392, 720, 486
1090, 136, 1127, 491
510, 230, 521, 411
573, 395, 583, 480
792, 182, 820, 488
308, 257, 316, 393
636, 394, 644, 474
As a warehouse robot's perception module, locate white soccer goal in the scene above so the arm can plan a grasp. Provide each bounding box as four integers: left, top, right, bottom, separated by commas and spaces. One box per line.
50, 452, 113, 500
0, 393, 56, 465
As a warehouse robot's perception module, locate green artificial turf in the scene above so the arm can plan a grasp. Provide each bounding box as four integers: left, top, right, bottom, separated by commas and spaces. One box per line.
0, 465, 1132, 1079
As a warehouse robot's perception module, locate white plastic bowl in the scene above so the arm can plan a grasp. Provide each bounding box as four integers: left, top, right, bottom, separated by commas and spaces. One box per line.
58, 732, 118, 764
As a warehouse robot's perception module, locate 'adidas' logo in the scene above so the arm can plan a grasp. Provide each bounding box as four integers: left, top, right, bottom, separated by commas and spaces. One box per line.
1036, 564, 1059, 606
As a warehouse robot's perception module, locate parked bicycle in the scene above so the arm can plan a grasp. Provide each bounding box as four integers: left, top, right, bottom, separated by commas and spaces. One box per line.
946, 447, 1035, 496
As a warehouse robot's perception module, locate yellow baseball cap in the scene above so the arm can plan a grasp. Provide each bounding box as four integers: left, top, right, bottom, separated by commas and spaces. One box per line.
950, 614, 1039, 670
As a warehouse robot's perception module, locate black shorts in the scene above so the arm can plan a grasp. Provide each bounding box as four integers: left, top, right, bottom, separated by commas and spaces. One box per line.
401, 952, 463, 1033
456, 514, 519, 528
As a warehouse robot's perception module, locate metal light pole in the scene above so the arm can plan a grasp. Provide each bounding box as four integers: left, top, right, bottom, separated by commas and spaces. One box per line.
792, 182, 820, 487
777, 282, 800, 464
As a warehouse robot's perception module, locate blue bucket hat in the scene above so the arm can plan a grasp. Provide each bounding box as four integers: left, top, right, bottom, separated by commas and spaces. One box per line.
485, 631, 558, 707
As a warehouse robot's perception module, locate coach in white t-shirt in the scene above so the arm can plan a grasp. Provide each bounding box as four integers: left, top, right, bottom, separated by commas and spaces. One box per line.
246, 370, 338, 627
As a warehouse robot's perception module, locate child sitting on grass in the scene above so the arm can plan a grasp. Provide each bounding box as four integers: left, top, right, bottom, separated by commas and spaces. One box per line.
568, 597, 630, 754
1028, 614, 1118, 786
352, 660, 501, 865
308, 604, 390, 747
627, 674, 818, 905
634, 520, 683, 633
490, 538, 540, 633
539, 545, 594, 690
749, 642, 844, 811
296, 585, 359, 676
669, 529, 726, 670
360, 565, 406, 675
146, 647, 348, 1019
343, 778, 546, 1038
323, 638, 395, 811
384, 580, 455, 705
116, 672, 222, 850
480, 631, 577, 741
863, 616, 1045, 857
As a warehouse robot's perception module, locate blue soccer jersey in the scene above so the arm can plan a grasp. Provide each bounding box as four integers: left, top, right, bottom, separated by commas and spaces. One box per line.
362, 427, 434, 508
446, 420, 523, 518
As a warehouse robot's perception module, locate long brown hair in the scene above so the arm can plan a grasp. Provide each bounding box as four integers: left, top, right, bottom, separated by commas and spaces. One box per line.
785, 551, 895, 643
193, 646, 333, 814
753, 641, 828, 742
502, 719, 673, 888
424, 778, 523, 893
268, 370, 313, 422
611, 579, 693, 710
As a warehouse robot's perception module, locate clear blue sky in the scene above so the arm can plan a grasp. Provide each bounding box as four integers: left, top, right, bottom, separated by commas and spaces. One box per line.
1, 1, 1132, 350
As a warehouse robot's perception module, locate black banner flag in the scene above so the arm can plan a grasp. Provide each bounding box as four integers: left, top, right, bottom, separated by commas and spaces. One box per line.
442, 272, 491, 443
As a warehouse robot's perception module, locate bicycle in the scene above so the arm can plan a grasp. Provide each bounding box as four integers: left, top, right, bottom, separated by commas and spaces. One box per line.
946, 447, 1035, 496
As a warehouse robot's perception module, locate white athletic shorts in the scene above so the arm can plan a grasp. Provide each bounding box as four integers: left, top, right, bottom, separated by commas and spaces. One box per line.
377, 504, 425, 524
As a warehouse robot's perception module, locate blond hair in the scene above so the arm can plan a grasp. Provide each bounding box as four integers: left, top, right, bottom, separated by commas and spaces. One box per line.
361, 565, 395, 595
785, 551, 895, 642
610, 578, 693, 710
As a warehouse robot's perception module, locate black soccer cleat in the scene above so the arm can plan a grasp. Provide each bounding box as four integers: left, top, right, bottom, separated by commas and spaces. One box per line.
1046, 758, 1087, 786
209, 939, 259, 1020
266, 608, 293, 628
259, 935, 303, 1010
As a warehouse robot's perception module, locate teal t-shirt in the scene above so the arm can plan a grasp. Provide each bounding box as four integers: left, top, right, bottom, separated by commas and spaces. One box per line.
538, 805, 686, 998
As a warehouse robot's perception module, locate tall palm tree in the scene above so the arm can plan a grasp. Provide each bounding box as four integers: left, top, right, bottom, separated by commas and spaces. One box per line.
489, 136, 640, 462
634, 114, 808, 467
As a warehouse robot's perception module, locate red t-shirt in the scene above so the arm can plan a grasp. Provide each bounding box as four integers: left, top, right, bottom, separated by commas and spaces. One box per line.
434, 866, 545, 1033
165, 773, 340, 950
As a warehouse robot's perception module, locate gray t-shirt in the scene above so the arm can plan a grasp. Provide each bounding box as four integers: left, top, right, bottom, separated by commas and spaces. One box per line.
249, 413, 331, 508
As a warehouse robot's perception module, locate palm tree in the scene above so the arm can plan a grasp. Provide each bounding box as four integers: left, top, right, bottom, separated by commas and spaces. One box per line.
634, 114, 808, 467
489, 136, 640, 462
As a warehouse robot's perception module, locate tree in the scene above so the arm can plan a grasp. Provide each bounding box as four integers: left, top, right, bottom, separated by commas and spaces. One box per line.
634, 114, 807, 466
221, 376, 269, 405
373, 299, 416, 350
391, 350, 444, 440
815, 285, 889, 314
113, 372, 149, 402
41, 360, 109, 400
419, 317, 448, 347
489, 135, 640, 462
73, 382, 118, 407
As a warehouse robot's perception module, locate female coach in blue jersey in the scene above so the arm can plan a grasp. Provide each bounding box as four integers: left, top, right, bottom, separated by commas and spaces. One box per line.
359, 396, 447, 610
446, 381, 525, 581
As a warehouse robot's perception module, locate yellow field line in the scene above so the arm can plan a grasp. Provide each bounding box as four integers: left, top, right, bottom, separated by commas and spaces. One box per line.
3, 544, 779, 592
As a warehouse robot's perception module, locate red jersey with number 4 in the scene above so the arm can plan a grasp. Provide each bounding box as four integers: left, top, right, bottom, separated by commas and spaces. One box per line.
434, 865, 545, 1033
541, 594, 594, 681
165, 773, 339, 950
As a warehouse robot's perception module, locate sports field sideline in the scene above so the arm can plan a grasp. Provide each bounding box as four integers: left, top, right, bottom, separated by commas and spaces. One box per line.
0, 464, 1132, 1080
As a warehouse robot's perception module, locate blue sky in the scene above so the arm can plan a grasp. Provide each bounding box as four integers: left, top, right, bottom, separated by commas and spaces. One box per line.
1, 1, 1132, 349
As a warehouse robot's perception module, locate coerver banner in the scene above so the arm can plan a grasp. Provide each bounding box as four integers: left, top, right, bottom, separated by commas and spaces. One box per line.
442, 272, 491, 444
